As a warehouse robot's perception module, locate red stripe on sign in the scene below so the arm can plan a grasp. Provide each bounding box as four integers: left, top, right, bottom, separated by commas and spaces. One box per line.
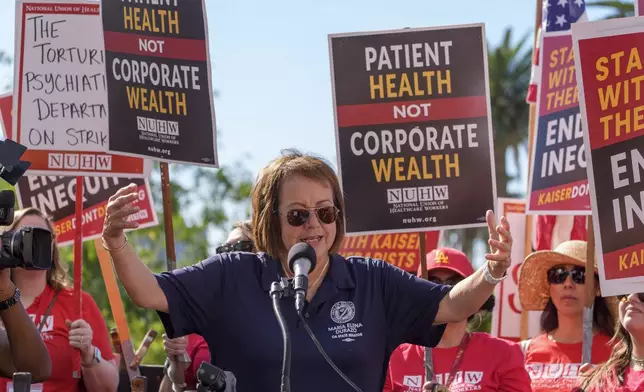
336, 96, 487, 127
604, 242, 644, 280
103, 31, 207, 62
528, 179, 591, 212
23, 3, 99, 15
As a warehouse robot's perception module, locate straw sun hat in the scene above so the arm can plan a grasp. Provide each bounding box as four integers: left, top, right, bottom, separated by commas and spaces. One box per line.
518, 240, 617, 314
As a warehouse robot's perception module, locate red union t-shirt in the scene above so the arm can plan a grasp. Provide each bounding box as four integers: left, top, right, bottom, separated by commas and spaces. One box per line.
0, 285, 115, 392
384, 332, 532, 392
523, 332, 613, 392
184, 334, 210, 389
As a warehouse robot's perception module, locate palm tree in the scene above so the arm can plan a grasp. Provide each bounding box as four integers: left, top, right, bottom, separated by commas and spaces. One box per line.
587, 0, 634, 18
488, 28, 533, 199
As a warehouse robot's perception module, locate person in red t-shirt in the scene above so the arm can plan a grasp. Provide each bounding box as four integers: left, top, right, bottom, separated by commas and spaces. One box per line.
0, 208, 118, 392
576, 292, 644, 392
517, 240, 617, 392
384, 248, 532, 392
159, 220, 253, 392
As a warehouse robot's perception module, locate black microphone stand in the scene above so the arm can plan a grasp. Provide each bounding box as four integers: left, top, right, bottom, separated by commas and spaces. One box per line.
269, 277, 294, 392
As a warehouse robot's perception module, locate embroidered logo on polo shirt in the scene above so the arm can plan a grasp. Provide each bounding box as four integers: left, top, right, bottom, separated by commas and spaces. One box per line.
328, 301, 363, 343
330, 301, 355, 324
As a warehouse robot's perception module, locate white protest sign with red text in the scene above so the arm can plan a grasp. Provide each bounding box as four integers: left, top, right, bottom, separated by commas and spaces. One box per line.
13, 0, 151, 177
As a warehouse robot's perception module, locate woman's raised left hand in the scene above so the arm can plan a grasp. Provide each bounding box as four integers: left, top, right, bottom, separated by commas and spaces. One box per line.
484, 210, 512, 278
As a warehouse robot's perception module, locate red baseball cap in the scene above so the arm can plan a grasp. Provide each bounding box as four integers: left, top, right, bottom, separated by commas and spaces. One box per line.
418, 247, 474, 279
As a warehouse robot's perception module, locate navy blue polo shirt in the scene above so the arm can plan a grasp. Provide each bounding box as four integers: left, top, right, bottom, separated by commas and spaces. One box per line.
155, 252, 449, 392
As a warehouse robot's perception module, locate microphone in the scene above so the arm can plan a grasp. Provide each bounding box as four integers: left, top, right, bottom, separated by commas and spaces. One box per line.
287, 242, 316, 315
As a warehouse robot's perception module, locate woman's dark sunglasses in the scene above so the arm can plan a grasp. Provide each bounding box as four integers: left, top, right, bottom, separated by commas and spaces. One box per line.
618, 293, 644, 302
547, 266, 586, 284
428, 276, 462, 286
283, 206, 339, 227
216, 240, 254, 254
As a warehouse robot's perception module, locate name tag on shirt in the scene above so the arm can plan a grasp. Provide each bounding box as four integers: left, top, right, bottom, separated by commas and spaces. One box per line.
7, 382, 43, 392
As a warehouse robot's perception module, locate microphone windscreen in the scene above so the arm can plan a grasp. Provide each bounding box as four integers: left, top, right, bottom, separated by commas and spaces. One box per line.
287, 242, 317, 272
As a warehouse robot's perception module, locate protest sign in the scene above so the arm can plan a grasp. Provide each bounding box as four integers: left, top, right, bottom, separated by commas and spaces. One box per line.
328, 24, 496, 234
572, 17, 644, 296
15, 175, 158, 247
12, 0, 150, 177
526, 33, 591, 215
101, 0, 218, 167
490, 198, 542, 341
338, 231, 440, 272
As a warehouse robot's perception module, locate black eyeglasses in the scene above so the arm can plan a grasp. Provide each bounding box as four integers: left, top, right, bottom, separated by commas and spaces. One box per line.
428, 276, 462, 286
281, 206, 339, 227
547, 266, 586, 285
216, 240, 254, 254
618, 293, 644, 302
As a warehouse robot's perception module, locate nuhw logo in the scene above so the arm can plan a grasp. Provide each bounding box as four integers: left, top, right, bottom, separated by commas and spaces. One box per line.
387, 186, 449, 204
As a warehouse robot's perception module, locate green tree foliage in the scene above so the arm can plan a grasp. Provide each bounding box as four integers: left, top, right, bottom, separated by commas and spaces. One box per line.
587, 0, 635, 18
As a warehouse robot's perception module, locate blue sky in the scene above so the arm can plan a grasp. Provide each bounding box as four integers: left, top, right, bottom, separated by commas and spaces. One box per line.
0, 0, 613, 248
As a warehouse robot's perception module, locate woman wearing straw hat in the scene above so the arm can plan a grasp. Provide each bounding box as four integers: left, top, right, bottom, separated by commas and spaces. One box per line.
576, 292, 644, 391
384, 248, 532, 392
517, 240, 616, 392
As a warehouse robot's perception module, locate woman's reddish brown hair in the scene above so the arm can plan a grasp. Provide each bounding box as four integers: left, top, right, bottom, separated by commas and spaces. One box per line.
251, 149, 345, 260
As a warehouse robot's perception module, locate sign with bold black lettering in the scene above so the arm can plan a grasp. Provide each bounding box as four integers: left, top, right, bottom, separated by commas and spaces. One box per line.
101, 0, 218, 167
328, 24, 496, 234
15, 175, 158, 247
12, 0, 150, 177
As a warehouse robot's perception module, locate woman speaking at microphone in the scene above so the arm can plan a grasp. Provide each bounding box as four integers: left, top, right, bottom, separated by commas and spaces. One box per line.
101, 149, 513, 392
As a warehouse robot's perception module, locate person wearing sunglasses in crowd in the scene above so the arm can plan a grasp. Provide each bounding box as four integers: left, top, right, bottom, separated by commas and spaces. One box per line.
384, 248, 532, 392
517, 240, 617, 392
159, 220, 254, 392
100, 149, 513, 391
575, 292, 644, 391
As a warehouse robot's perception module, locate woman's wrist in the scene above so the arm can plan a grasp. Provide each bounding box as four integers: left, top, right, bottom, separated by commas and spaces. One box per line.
81, 345, 97, 367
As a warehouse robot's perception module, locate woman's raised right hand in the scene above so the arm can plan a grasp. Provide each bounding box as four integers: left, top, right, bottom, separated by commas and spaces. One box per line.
102, 183, 141, 245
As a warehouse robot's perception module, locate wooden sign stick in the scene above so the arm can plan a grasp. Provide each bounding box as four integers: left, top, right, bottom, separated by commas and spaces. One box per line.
520, 0, 543, 341
582, 218, 595, 365
160, 162, 189, 390
72, 176, 84, 379
93, 239, 146, 389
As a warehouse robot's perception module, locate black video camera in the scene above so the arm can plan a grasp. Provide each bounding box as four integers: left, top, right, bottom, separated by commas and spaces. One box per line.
196, 362, 237, 392
0, 190, 52, 270
0, 139, 52, 270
